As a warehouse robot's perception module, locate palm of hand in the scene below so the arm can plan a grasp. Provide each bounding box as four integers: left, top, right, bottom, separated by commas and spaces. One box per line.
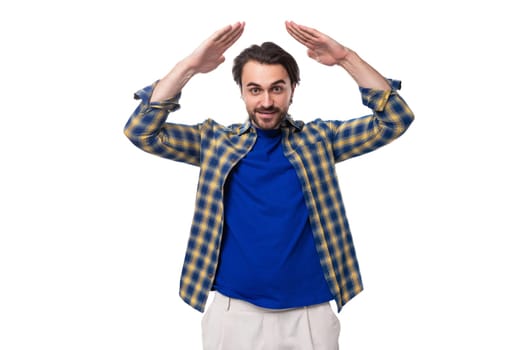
189, 22, 244, 74
191, 44, 226, 74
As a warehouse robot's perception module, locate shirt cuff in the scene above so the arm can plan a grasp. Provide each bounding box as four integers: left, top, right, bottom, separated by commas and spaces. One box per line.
133, 81, 181, 112
359, 79, 402, 112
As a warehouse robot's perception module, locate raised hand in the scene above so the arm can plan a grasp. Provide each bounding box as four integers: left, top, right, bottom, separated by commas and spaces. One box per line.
151, 22, 244, 102
285, 21, 389, 89
285, 21, 349, 66
188, 22, 245, 74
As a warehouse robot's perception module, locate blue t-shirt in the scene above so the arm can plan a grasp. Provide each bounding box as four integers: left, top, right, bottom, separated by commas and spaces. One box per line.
213, 127, 333, 309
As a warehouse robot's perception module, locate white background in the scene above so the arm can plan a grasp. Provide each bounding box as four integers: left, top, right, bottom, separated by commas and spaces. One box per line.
1, 0, 524, 349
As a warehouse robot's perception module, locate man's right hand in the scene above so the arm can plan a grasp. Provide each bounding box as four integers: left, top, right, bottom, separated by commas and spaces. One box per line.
151, 22, 245, 103
187, 22, 245, 74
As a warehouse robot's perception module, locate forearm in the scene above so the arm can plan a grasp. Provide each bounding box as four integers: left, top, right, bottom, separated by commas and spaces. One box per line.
338, 50, 390, 90
151, 57, 197, 102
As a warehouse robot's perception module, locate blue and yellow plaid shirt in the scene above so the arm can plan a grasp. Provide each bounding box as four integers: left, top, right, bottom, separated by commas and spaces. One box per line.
124, 79, 414, 312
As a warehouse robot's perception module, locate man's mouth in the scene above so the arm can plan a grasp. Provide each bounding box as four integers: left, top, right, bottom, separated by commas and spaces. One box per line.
256, 109, 279, 118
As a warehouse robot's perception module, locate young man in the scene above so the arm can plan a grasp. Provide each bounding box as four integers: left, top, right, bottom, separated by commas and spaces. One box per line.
124, 21, 414, 350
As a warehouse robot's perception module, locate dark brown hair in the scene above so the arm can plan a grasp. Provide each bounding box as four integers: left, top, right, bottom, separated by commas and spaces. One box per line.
232, 42, 300, 87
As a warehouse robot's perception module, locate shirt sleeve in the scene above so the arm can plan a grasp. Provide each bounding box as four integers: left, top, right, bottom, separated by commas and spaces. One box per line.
123, 82, 202, 166
329, 79, 415, 162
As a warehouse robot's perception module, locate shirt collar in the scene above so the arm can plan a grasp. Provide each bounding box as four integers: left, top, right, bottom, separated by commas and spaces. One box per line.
282, 115, 304, 131
234, 114, 304, 135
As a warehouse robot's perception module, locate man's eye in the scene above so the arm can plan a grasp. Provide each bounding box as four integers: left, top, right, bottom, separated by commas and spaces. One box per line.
250, 88, 260, 94
273, 86, 283, 93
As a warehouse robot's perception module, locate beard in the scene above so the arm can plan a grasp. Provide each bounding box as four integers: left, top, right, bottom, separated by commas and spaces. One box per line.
248, 107, 287, 130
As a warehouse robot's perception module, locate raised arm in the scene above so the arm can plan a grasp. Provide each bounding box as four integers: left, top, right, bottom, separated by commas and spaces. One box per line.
285, 21, 414, 161
124, 22, 245, 165
285, 21, 389, 90
151, 22, 245, 102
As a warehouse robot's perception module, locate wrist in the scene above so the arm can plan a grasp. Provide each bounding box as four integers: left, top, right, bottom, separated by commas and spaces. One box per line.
337, 50, 390, 90
175, 57, 198, 79
337, 48, 360, 68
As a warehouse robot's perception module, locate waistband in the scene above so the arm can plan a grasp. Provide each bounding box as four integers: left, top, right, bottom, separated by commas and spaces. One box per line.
211, 292, 330, 313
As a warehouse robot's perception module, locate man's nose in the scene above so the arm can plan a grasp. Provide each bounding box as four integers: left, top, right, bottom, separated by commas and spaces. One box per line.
261, 92, 273, 108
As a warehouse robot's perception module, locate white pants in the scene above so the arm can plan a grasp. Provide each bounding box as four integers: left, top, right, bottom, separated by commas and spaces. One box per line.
201, 292, 340, 350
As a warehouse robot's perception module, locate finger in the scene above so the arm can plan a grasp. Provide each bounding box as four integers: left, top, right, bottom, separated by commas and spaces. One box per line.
285, 22, 309, 45
294, 23, 321, 41
288, 29, 315, 50
212, 24, 235, 42
216, 22, 245, 49
286, 21, 319, 49
286, 21, 320, 41
214, 22, 243, 43
306, 49, 322, 62
224, 22, 245, 45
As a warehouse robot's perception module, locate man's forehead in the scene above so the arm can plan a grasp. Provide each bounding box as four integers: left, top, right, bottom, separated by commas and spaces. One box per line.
241, 61, 291, 86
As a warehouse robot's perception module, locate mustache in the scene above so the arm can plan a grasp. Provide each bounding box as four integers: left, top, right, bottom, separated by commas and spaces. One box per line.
255, 107, 281, 113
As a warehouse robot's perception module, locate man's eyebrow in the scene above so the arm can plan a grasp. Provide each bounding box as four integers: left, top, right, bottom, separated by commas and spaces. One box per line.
270, 80, 286, 86
246, 80, 287, 87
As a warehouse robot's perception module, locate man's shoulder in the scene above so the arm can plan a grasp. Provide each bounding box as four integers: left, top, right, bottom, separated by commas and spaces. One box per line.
297, 118, 333, 134
283, 118, 335, 148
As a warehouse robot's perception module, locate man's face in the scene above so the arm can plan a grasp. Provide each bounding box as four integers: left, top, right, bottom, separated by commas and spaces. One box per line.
240, 61, 295, 130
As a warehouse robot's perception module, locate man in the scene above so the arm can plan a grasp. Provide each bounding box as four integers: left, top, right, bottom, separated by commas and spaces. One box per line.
124, 21, 414, 350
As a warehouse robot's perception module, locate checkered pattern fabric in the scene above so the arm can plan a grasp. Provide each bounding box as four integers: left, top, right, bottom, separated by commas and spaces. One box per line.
124, 80, 414, 312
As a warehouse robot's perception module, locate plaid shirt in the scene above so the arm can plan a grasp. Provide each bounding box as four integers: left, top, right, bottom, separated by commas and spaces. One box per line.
124, 80, 414, 312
